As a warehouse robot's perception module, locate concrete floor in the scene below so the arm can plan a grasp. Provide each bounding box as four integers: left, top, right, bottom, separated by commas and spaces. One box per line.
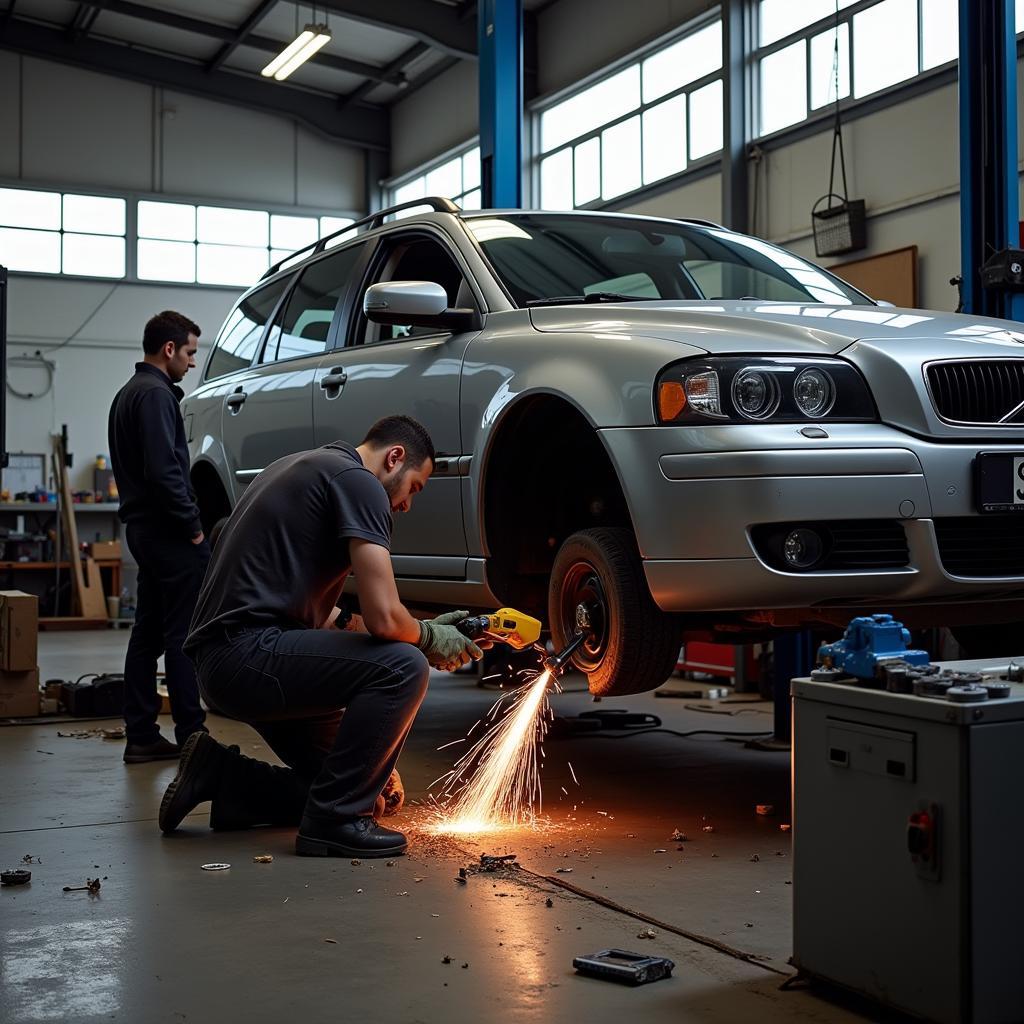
1, 632, 888, 1024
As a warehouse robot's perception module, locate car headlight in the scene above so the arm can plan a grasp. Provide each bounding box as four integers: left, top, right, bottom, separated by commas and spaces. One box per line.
655, 356, 875, 424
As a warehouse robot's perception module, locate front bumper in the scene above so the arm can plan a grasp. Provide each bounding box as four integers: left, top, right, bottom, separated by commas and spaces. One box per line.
600, 422, 1024, 613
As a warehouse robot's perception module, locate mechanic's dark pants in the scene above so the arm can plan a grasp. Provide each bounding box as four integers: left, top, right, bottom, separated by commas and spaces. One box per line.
123, 523, 210, 746
191, 626, 430, 824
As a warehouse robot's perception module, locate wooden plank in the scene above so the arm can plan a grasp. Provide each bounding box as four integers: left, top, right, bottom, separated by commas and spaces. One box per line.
51, 435, 108, 620
39, 617, 109, 631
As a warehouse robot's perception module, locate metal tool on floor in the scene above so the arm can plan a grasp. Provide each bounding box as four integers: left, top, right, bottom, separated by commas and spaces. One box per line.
572, 949, 675, 986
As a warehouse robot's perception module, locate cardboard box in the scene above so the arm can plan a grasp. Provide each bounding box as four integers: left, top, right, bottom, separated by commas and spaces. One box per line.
90, 540, 122, 560
0, 591, 38, 671
0, 667, 40, 718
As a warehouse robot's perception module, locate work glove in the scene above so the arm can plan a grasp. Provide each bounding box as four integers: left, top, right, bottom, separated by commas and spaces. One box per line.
373, 768, 405, 819
417, 609, 485, 672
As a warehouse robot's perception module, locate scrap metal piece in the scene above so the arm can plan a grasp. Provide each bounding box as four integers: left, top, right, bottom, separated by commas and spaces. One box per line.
200, 863, 231, 871
756, 804, 775, 816
253, 855, 274, 864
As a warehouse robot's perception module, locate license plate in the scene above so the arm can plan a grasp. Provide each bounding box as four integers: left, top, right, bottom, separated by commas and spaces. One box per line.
974, 451, 1024, 512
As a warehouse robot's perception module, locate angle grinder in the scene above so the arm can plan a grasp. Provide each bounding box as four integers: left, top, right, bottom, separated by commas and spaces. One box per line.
456, 608, 543, 651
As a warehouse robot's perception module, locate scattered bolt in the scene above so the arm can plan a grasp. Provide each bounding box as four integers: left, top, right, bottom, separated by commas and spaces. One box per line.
637, 928, 657, 940
351, 859, 361, 866
253, 855, 273, 864
556, 867, 573, 873
750, 855, 760, 862
670, 830, 687, 842
442, 956, 453, 964
653, 848, 667, 854
545, 898, 553, 908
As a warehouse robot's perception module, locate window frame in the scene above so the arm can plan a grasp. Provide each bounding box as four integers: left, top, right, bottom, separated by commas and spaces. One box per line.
383, 142, 483, 212
530, 8, 725, 212
344, 226, 485, 349
0, 177, 360, 289
752, 0, 1016, 141
256, 241, 371, 367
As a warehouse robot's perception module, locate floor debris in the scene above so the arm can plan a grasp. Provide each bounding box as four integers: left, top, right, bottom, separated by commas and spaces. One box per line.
756, 804, 775, 816
351, 859, 361, 866
556, 867, 573, 873
200, 863, 230, 871
253, 855, 273, 864
56, 727, 125, 740
63, 878, 101, 893
670, 829, 687, 841
653, 848, 667, 854
324, 939, 337, 944
637, 928, 657, 939
779, 823, 792, 832
750, 855, 760, 862
442, 956, 452, 964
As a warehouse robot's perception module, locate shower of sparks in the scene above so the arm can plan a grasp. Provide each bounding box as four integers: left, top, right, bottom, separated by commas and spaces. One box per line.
430, 669, 559, 834
568, 761, 579, 787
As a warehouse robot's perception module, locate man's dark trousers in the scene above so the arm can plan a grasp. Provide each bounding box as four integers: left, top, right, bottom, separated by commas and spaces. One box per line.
124, 523, 210, 746
190, 626, 430, 824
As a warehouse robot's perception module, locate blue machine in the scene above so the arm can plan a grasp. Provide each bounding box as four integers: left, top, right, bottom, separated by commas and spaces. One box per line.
817, 614, 930, 680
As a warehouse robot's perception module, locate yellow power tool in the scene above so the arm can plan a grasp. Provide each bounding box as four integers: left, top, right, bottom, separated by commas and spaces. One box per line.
456, 608, 543, 651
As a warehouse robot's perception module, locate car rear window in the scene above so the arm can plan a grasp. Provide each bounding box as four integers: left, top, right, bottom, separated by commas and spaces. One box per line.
205, 275, 291, 380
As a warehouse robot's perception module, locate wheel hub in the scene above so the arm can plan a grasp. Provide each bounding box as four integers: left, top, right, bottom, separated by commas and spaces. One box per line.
559, 563, 609, 673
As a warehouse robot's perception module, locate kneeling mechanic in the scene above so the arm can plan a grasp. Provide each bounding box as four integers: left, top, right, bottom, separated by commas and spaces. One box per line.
158, 415, 484, 857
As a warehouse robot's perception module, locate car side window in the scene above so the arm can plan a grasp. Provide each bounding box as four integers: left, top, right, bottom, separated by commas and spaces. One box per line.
358, 236, 472, 344
204, 275, 290, 380
261, 244, 363, 364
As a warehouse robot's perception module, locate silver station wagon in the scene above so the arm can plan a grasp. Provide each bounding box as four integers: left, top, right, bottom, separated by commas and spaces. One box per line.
183, 198, 1024, 695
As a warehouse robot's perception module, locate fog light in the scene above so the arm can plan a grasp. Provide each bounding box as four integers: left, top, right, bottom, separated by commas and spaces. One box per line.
783, 528, 823, 569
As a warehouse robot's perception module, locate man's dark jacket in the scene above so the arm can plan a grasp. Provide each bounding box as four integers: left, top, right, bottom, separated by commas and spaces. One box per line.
108, 362, 202, 538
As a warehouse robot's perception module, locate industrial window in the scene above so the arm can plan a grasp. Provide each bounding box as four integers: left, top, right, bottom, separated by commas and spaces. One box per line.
755, 0, 1024, 138
136, 200, 354, 286
0, 187, 126, 278
534, 16, 723, 210
385, 144, 482, 212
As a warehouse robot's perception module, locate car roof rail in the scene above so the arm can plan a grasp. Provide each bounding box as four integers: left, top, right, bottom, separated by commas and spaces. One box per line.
679, 217, 725, 229
262, 196, 462, 280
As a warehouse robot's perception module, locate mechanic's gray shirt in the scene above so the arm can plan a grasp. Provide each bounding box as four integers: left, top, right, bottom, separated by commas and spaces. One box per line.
184, 442, 392, 652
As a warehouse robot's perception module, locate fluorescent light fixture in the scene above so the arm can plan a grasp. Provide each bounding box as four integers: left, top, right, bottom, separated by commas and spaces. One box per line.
261, 24, 331, 81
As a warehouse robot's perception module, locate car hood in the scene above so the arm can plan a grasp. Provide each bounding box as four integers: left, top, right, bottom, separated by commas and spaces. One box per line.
528, 300, 1024, 356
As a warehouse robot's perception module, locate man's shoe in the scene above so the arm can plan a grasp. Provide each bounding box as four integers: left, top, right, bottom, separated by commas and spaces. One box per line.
124, 736, 180, 764
158, 733, 228, 833
295, 816, 407, 858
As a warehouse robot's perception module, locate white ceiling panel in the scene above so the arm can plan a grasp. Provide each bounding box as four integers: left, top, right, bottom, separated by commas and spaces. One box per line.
14, 0, 79, 27
92, 11, 221, 61
258, 3, 415, 64
144, 0, 251, 28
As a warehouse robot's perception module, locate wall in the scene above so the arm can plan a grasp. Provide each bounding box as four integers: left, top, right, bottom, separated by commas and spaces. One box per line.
0, 52, 367, 490
389, 60, 479, 177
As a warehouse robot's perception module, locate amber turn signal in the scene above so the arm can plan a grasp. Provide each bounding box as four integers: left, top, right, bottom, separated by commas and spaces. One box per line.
658, 380, 687, 422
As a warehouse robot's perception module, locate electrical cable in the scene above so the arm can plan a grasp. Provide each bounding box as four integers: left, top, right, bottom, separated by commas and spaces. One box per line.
6, 353, 55, 399
574, 727, 773, 740
48, 283, 119, 353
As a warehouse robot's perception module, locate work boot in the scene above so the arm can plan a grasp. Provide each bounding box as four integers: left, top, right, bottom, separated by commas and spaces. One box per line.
209, 747, 306, 831
124, 734, 180, 764
373, 768, 405, 818
158, 732, 231, 832
295, 815, 407, 858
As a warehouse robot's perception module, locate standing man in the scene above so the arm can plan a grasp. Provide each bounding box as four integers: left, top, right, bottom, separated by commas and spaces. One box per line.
109, 311, 210, 764
158, 416, 484, 858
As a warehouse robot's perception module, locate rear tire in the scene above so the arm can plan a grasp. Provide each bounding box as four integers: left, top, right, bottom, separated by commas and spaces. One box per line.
548, 527, 682, 697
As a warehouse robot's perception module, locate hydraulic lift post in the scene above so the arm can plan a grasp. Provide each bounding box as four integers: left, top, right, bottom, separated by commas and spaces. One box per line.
478, 0, 523, 209
958, 0, 1024, 320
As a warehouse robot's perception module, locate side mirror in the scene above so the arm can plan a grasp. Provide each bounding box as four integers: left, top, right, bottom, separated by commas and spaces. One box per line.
363, 280, 480, 331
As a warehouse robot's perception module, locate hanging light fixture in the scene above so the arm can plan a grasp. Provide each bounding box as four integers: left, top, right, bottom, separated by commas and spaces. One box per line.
261, 6, 331, 82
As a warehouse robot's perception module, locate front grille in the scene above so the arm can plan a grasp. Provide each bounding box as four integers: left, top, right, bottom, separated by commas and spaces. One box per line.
934, 516, 1024, 577
751, 520, 909, 571
926, 360, 1024, 424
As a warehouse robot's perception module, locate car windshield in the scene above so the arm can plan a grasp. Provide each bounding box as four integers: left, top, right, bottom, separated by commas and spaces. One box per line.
465, 214, 866, 308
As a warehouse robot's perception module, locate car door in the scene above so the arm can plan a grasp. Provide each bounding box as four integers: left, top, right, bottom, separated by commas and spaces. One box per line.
220, 244, 364, 498
312, 229, 482, 575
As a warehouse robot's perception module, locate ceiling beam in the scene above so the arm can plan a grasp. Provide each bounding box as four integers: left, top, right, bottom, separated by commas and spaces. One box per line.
206, 0, 277, 73
71, 0, 405, 83
338, 41, 429, 108
0, 16, 389, 149
316, 0, 477, 60
67, 0, 105, 43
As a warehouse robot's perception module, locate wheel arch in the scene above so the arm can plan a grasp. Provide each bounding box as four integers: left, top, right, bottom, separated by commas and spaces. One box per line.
190, 458, 232, 535
478, 391, 637, 616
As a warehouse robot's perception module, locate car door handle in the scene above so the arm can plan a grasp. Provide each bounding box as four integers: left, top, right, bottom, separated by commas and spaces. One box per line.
225, 390, 248, 409
320, 368, 348, 389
